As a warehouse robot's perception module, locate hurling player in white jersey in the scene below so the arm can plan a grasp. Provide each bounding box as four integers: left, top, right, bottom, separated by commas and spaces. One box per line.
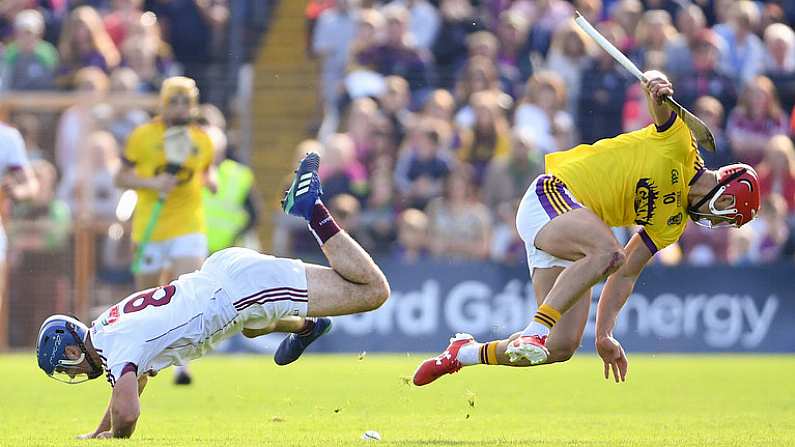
35, 153, 391, 439
0, 122, 38, 349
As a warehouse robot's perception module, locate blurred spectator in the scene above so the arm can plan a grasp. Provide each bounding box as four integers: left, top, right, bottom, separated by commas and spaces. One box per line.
105, 67, 150, 143
10, 113, 44, 161
344, 9, 385, 104
319, 133, 368, 202
714, 0, 764, 86
120, 11, 176, 92
422, 88, 455, 122
524, 0, 574, 58
762, 23, 795, 113
746, 193, 790, 263
378, 75, 412, 149
679, 223, 728, 266
394, 119, 453, 210
313, 0, 358, 110
103, 0, 144, 47
610, 0, 643, 50
360, 163, 396, 253
458, 91, 510, 183
57, 6, 120, 87
394, 0, 439, 50
1, 9, 58, 91
578, 21, 632, 144
642, 0, 682, 19
665, 4, 713, 79
633, 9, 677, 69
482, 128, 543, 210
425, 165, 491, 260
345, 97, 385, 164
756, 134, 795, 213
57, 130, 121, 221
144, 0, 229, 102
693, 96, 732, 168
545, 19, 591, 117
197, 102, 227, 164
515, 71, 574, 153
8, 159, 71, 254
489, 200, 525, 266
494, 10, 529, 97
675, 29, 737, 112
392, 208, 429, 264
54, 66, 110, 178
304, 0, 336, 57
431, 0, 482, 89
453, 55, 510, 128
727, 224, 754, 266
727, 75, 789, 166
328, 193, 374, 249
0, 0, 30, 42
576, 0, 603, 24
356, 4, 432, 100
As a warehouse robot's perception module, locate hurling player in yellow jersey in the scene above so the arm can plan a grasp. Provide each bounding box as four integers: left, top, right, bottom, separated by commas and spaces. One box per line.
414, 71, 761, 386
114, 77, 216, 383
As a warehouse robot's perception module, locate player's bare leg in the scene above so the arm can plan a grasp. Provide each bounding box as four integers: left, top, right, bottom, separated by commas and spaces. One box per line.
507, 207, 623, 364
275, 152, 388, 364
413, 268, 591, 385
304, 232, 389, 317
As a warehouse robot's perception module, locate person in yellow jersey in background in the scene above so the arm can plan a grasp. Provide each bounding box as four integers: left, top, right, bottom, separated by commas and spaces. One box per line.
414, 70, 762, 386
114, 76, 216, 385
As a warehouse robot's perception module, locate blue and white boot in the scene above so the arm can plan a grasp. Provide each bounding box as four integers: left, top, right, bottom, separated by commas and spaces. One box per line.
282, 152, 323, 221
274, 318, 333, 366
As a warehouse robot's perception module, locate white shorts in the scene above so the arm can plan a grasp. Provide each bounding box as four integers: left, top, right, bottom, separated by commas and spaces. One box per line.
516, 175, 583, 273
201, 247, 309, 330
138, 233, 208, 274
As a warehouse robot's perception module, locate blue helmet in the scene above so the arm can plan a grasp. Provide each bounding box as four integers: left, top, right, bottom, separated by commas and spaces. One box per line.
36, 315, 102, 384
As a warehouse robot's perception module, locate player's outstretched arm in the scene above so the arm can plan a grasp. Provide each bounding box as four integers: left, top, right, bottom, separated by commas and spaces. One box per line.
594, 233, 653, 382
105, 372, 145, 438
642, 70, 675, 127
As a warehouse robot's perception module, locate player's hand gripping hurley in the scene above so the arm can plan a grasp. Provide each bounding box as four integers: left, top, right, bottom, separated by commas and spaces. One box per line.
131, 126, 192, 274
574, 11, 716, 152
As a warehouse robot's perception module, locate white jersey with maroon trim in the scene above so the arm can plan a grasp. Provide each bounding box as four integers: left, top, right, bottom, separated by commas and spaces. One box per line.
89, 270, 239, 386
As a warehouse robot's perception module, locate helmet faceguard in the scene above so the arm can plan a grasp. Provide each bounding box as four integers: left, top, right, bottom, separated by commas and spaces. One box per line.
36, 315, 104, 384
687, 164, 760, 228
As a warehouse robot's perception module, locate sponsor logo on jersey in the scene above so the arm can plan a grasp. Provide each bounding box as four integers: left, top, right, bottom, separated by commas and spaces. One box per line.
99, 305, 120, 327
671, 169, 679, 185
667, 212, 683, 226
634, 178, 659, 225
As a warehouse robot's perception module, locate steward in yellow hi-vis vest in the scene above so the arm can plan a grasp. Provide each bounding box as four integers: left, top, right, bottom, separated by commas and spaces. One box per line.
203, 158, 255, 253
410, 70, 761, 388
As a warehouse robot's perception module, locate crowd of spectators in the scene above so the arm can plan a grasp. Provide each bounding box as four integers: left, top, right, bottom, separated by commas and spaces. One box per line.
286, 0, 795, 267
0, 0, 240, 282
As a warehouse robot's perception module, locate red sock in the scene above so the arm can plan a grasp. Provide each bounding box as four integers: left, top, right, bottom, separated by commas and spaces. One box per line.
309, 201, 341, 245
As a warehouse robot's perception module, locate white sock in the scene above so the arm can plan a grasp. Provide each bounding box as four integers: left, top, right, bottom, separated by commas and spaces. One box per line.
521, 322, 551, 338
456, 343, 480, 366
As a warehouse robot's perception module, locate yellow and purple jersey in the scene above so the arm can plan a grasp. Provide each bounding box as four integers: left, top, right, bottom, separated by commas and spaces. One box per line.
545, 115, 704, 253
123, 120, 214, 243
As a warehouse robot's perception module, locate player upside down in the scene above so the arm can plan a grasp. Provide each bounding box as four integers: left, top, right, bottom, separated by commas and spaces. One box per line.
414, 71, 761, 386
35, 153, 390, 439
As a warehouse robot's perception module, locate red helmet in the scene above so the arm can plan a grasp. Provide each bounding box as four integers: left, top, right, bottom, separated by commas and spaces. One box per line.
688, 163, 760, 228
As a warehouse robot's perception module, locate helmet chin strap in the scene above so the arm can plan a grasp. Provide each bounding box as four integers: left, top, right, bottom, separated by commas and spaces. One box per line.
65, 322, 103, 380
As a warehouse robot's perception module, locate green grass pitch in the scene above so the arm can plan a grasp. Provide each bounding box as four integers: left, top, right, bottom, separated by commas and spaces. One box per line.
1, 353, 793, 446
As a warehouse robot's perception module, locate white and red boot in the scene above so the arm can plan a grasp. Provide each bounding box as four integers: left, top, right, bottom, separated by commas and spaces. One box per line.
506, 334, 549, 364
413, 333, 476, 386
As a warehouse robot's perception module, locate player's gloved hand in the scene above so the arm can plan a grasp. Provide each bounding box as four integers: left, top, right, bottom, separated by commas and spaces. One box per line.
150, 173, 178, 194
596, 335, 628, 383
642, 70, 673, 104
